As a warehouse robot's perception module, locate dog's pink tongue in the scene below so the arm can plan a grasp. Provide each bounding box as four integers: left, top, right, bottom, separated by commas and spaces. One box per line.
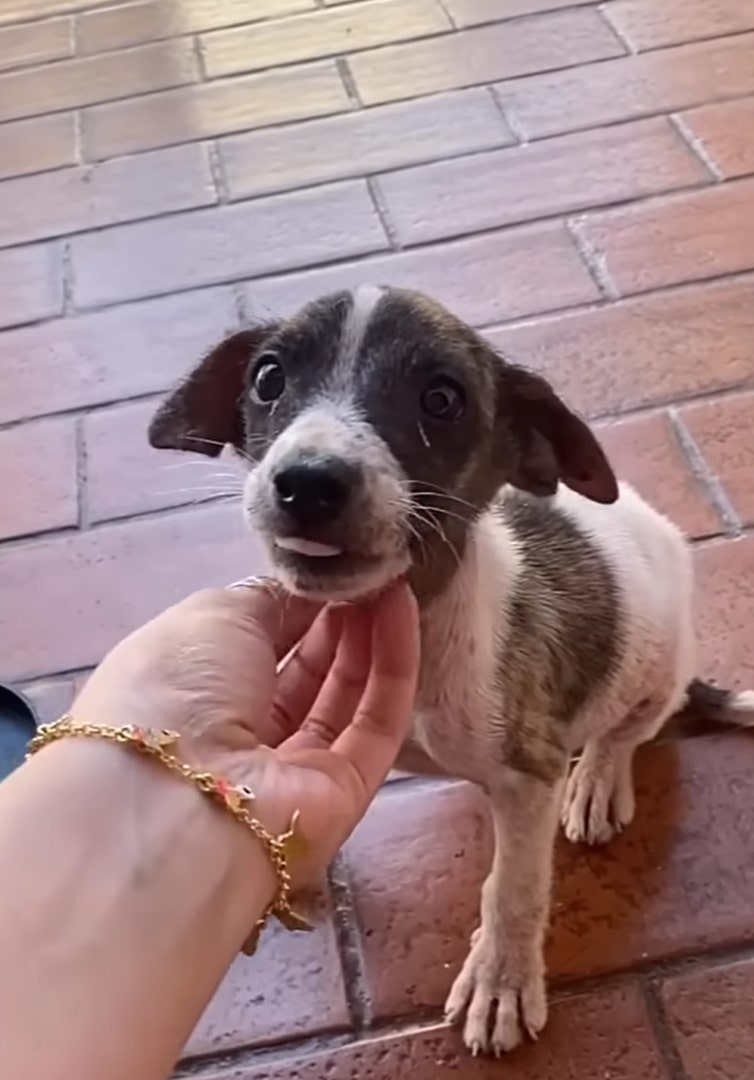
275, 536, 342, 557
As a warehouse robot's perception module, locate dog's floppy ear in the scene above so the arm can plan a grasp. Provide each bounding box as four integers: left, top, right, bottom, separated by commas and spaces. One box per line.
497, 364, 618, 504
149, 326, 277, 456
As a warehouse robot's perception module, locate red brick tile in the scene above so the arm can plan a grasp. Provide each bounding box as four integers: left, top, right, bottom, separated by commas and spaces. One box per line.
185, 888, 349, 1057
343, 735, 754, 1019
550, 735, 754, 980
694, 535, 754, 688
679, 96, 754, 180
0, 16, 72, 73
82, 62, 350, 160
662, 959, 754, 1080
354, 734, 747, 1010
0, 417, 77, 540
605, 0, 754, 52
680, 391, 754, 527
0, 144, 216, 248
349, 8, 623, 104
0, 243, 62, 330
0, 38, 197, 123
0, 503, 267, 682
201, 0, 450, 79
0, 287, 238, 424
486, 276, 754, 417
573, 177, 754, 296
77, 0, 316, 54
378, 118, 708, 245
243, 223, 599, 327
446, 0, 596, 27
220, 88, 512, 200
595, 412, 721, 538
20, 675, 76, 725
84, 399, 242, 523
71, 181, 388, 309
0, 113, 77, 182
497, 33, 754, 139
201, 986, 667, 1078
342, 781, 489, 1018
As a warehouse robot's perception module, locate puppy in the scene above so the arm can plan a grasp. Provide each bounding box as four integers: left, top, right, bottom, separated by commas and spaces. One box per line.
149, 286, 754, 1056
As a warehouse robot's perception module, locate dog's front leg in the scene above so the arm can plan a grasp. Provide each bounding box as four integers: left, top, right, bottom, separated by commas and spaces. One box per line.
445, 768, 565, 1056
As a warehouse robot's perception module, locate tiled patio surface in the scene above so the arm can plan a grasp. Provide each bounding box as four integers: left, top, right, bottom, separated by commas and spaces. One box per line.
2, 0, 754, 1076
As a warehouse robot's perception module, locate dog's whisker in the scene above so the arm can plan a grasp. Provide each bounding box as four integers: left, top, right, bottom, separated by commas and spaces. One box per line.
408, 487, 478, 512
414, 504, 472, 528
410, 508, 463, 570
180, 435, 257, 468
154, 486, 243, 498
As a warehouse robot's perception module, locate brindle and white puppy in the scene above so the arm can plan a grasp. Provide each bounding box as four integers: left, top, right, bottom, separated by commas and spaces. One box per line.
149, 287, 754, 1056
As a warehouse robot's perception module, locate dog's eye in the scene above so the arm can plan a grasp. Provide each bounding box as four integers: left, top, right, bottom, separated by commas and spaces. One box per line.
251, 357, 285, 404
421, 378, 465, 422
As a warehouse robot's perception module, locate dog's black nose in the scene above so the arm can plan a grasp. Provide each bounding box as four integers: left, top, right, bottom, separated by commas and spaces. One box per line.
273, 458, 358, 526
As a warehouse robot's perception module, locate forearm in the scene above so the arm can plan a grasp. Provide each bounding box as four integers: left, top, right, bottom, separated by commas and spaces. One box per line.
0, 739, 275, 1080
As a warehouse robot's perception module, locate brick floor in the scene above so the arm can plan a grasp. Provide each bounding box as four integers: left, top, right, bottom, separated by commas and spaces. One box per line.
1, 2, 753, 1077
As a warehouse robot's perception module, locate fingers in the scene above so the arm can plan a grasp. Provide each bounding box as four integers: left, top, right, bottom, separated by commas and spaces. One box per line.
331, 582, 419, 797
281, 605, 373, 752
269, 606, 345, 740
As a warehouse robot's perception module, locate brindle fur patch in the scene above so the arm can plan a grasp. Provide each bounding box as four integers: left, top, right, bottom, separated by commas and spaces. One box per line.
492, 490, 624, 782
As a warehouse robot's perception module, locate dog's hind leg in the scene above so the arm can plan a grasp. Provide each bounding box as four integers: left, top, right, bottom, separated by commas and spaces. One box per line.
560, 690, 683, 846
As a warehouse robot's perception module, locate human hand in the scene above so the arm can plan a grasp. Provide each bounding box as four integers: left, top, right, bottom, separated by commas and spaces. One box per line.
73, 580, 420, 882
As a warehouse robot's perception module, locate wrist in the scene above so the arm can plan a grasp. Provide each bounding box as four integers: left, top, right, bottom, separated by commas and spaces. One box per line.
28, 736, 279, 938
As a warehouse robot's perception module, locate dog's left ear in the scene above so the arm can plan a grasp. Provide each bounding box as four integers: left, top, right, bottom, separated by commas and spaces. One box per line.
149, 326, 277, 456
497, 364, 618, 504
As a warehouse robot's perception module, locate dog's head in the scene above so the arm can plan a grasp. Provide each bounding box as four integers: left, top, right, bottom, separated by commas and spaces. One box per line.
149, 287, 617, 601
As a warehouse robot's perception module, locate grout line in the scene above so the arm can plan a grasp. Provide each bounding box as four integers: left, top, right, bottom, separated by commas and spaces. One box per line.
6, 84, 754, 183
0, 162, 720, 286
486, 85, 527, 143
3, 270, 754, 424
598, 2, 636, 54
191, 33, 207, 81
206, 141, 229, 203
68, 13, 79, 57
640, 978, 691, 1080
232, 281, 249, 323
72, 89, 754, 172
175, 1033, 357, 1078
667, 408, 742, 537
60, 239, 75, 315
335, 56, 363, 108
669, 112, 725, 182
6, 23, 754, 134
565, 217, 620, 299
174, 939, 754, 1077
327, 856, 372, 1032
435, 0, 459, 30
365, 175, 401, 250
71, 109, 84, 164
74, 415, 89, 530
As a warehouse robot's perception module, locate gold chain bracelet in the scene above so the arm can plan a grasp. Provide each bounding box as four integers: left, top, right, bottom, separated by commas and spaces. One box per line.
27, 716, 312, 955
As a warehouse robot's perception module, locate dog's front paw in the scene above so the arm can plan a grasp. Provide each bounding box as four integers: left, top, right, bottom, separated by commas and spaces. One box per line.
444, 932, 547, 1056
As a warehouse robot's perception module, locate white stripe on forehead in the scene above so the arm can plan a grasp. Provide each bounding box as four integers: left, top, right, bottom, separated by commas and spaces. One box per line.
337, 285, 384, 368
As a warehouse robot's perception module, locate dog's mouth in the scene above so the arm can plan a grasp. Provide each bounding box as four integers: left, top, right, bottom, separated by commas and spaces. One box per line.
274, 535, 344, 558
264, 529, 410, 600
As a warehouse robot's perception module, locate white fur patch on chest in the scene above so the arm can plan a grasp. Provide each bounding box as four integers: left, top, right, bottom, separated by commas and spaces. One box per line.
412, 512, 522, 777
